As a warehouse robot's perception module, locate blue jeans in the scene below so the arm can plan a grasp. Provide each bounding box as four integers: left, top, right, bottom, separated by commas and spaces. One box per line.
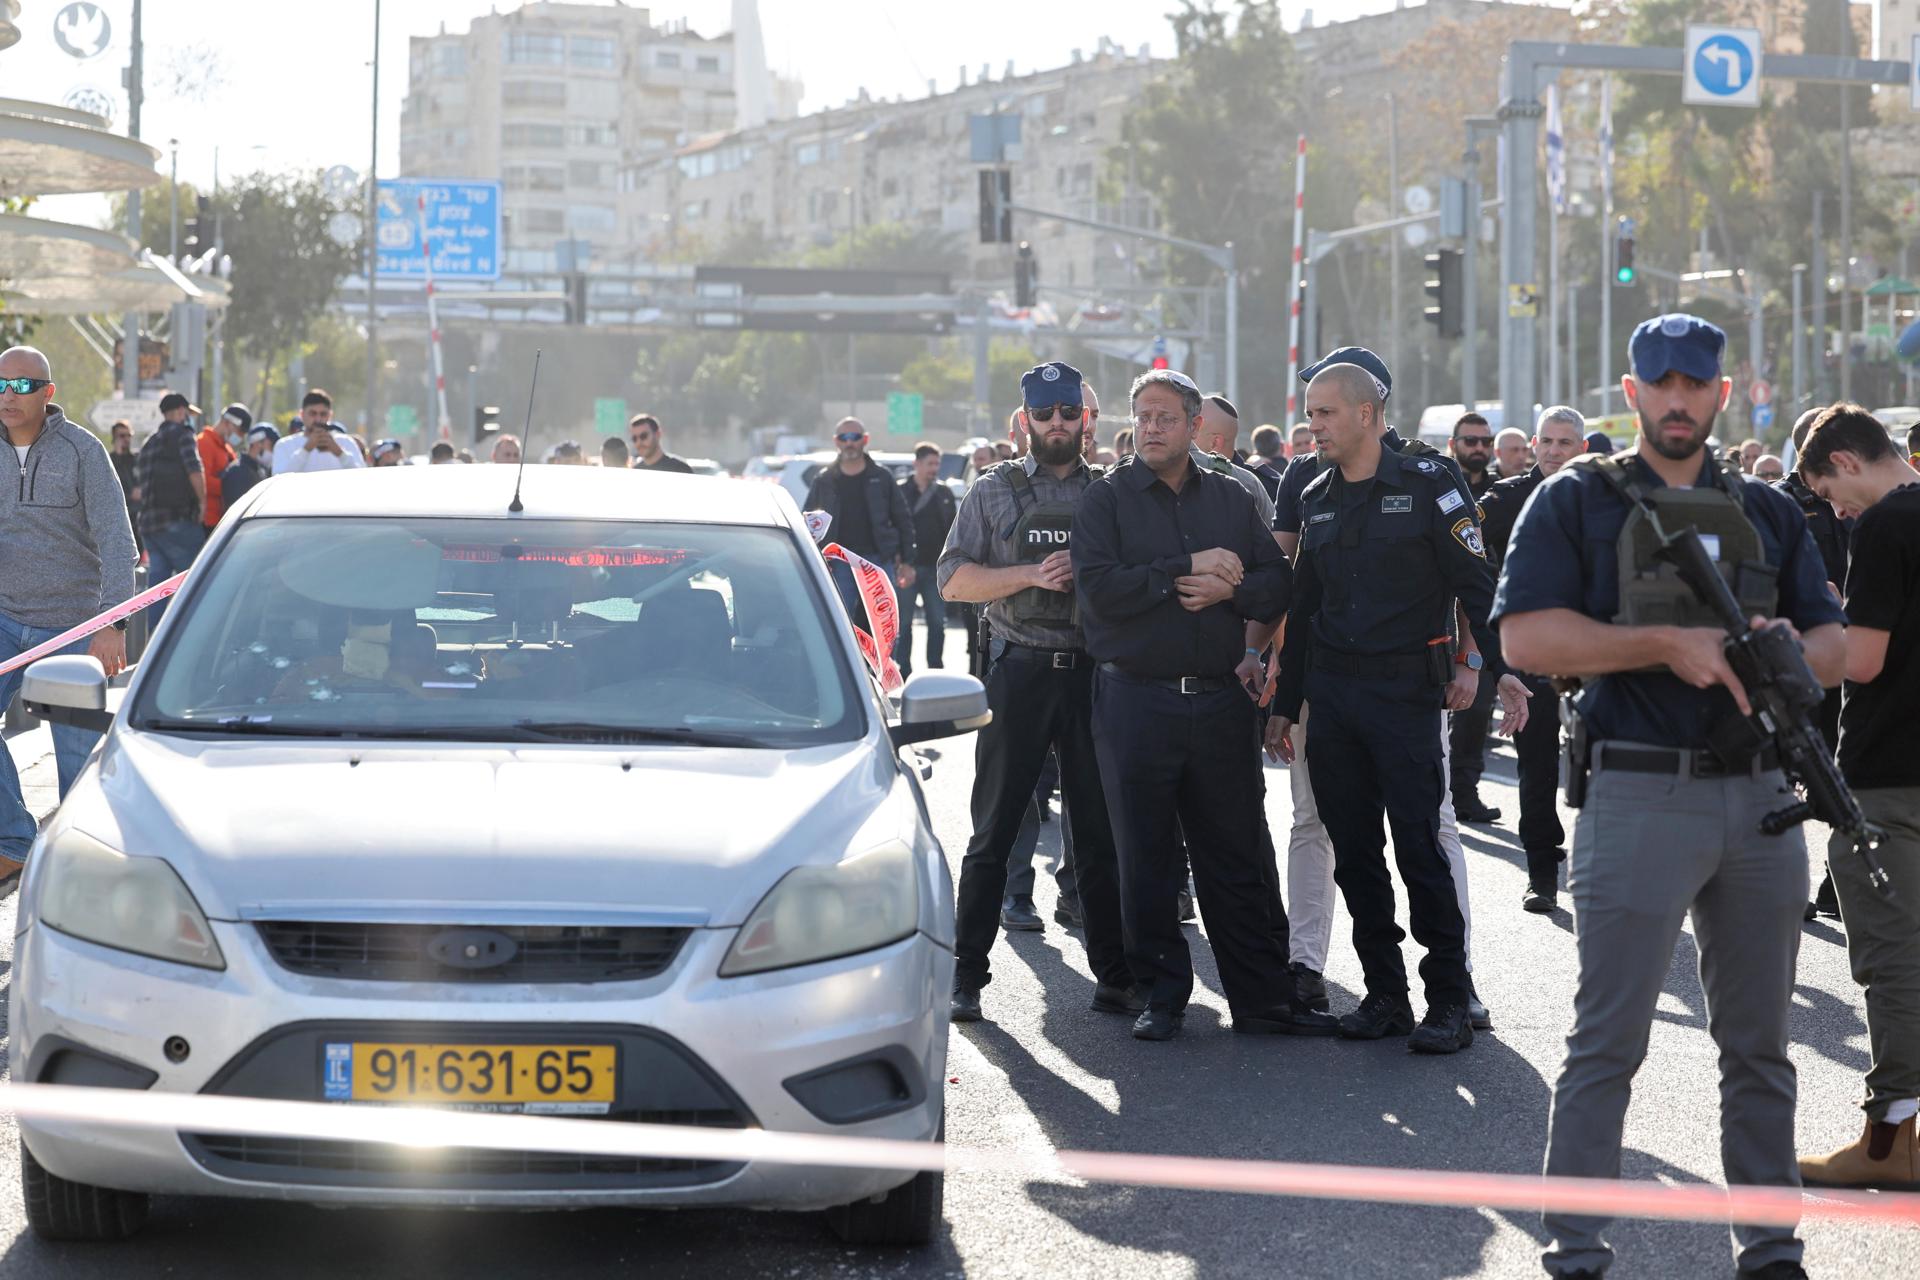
143, 520, 205, 627
891, 571, 946, 676
0, 609, 104, 861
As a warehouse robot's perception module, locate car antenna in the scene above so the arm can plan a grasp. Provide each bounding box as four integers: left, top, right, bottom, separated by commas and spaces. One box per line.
508, 349, 541, 513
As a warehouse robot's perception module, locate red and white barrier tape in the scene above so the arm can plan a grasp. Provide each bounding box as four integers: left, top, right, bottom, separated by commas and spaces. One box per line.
0, 572, 187, 680
0, 1082, 1913, 1230
821, 541, 903, 692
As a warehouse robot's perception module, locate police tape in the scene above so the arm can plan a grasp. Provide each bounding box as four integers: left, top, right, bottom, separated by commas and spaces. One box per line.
0, 572, 187, 681
0, 1081, 1914, 1230
820, 541, 903, 692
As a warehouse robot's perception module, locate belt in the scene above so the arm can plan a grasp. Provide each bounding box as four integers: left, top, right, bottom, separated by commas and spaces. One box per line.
1593, 742, 1781, 779
1098, 663, 1234, 694
1309, 646, 1429, 680
997, 642, 1091, 670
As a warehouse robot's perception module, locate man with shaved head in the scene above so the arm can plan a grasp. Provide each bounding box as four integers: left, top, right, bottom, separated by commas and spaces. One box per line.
0, 346, 137, 893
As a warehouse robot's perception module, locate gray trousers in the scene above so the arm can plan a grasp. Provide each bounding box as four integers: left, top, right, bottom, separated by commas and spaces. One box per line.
1543, 762, 1806, 1277
1831, 786, 1920, 1123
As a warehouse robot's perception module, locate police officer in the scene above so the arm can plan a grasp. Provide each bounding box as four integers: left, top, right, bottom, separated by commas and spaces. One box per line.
1777, 405, 1852, 920
1478, 405, 1586, 913
1074, 368, 1334, 1042
939, 361, 1137, 1023
1495, 315, 1844, 1279
1268, 359, 1523, 1055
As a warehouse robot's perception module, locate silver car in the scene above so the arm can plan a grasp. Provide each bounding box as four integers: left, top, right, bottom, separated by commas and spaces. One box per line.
11, 465, 987, 1246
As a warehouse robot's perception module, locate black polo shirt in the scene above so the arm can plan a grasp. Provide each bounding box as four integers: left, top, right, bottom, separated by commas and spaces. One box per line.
1073, 454, 1291, 678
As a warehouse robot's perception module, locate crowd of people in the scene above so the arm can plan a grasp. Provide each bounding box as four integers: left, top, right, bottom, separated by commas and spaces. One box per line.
1, 309, 1916, 1278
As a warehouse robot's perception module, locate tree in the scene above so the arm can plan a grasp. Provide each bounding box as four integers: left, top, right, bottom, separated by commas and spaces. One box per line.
0, 197, 40, 348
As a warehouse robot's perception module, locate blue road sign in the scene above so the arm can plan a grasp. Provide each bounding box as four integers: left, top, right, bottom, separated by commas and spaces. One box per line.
1684, 26, 1762, 107
1693, 36, 1754, 95
374, 180, 502, 281
1753, 402, 1775, 430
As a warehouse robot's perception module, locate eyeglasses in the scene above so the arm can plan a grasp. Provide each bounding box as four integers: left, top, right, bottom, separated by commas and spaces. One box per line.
835, 432, 865, 444
0, 377, 52, 395
1026, 404, 1083, 423
1456, 435, 1494, 447
1130, 412, 1187, 431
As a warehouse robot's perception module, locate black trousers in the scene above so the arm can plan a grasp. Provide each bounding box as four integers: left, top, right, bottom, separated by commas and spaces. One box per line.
1448, 664, 1497, 801
1515, 675, 1566, 861
1305, 666, 1470, 1008
1093, 671, 1292, 1016
954, 653, 1130, 991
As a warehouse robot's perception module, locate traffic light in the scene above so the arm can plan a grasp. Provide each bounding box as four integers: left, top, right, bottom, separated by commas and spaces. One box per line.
1013, 241, 1037, 308
1151, 354, 1170, 370
182, 194, 211, 259
474, 404, 501, 443
1614, 219, 1637, 287
1423, 248, 1464, 339
977, 169, 1011, 244
567, 273, 588, 324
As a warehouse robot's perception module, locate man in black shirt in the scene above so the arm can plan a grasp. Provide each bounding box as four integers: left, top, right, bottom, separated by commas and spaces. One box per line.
1074, 368, 1334, 1042
1444, 412, 1503, 824
628, 413, 694, 473
1793, 404, 1920, 1191
1449, 412, 1499, 501
805, 417, 916, 622
894, 442, 956, 677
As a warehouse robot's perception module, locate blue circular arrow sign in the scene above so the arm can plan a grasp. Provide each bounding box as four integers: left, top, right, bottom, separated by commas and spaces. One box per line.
1693, 34, 1755, 97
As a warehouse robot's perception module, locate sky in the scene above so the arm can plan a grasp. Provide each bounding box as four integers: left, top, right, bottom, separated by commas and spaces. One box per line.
4, 0, 1408, 210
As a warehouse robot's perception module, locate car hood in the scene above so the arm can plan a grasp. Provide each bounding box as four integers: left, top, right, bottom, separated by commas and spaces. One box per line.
70, 729, 905, 926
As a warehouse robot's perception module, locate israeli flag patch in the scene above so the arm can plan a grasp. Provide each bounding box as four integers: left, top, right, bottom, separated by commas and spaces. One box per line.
1437, 489, 1465, 515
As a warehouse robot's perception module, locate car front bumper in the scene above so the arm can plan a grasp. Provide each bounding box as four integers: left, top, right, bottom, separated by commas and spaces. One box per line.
11, 919, 950, 1211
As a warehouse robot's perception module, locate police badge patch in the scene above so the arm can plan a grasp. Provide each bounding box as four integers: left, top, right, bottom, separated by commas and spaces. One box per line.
1041, 365, 1061, 382
1451, 517, 1486, 558
1412, 458, 1437, 474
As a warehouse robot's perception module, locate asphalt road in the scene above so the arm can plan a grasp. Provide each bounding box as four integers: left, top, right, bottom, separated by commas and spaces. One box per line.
0, 664, 1910, 1278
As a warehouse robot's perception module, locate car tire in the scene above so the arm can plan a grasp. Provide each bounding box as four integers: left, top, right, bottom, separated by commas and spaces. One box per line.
822, 1110, 944, 1247
20, 1138, 148, 1242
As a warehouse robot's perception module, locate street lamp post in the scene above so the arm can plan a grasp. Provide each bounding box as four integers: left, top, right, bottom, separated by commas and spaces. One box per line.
167, 138, 178, 259
365, 0, 382, 435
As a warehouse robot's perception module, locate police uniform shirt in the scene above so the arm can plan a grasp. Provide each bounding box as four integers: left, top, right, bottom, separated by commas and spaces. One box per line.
1073, 455, 1292, 676
1479, 465, 1547, 568
1273, 444, 1499, 718
1492, 453, 1845, 750
936, 453, 1094, 650
1274, 430, 1474, 536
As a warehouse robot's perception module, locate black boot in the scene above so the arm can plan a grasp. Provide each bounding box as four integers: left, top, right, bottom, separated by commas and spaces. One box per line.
1523, 849, 1561, 914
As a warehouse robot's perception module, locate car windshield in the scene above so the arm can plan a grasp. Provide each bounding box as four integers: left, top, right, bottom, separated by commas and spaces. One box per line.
133, 517, 862, 745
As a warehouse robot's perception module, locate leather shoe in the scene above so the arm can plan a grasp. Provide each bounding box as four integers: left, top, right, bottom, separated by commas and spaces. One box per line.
1737, 1263, 1808, 1280
1466, 984, 1492, 1030
1812, 872, 1840, 919
1338, 993, 1415, 1040
949, 984, 983, 1023
1289, 961, 1330, 1013
999, 896, 1043, 931
1524, 882, 1558, 914
1798, 1115, 1919, 1190
1233, 1002, 1340, 1037
1408, 1003, 1474, 1054
1054, 898, 1084, 929
1455, 797, 1502, 824
1177, 887, 1196, 923
1090, 983, 1148, 1016
1132, 1008, 1184, 1041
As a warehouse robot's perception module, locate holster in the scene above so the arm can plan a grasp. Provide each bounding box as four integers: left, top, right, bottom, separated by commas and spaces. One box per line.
971, 612, 993, 679
1560, 702, 1591, 809
1425, 639, 1453, 687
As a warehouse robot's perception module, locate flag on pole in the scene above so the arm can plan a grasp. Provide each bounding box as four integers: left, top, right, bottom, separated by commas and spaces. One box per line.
1545, 84, 1566, 216
1598, 76, 1614, 212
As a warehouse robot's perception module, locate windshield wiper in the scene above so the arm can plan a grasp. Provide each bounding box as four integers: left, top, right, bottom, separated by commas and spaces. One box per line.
138, 716, 359, 737
507, 721, 770, 748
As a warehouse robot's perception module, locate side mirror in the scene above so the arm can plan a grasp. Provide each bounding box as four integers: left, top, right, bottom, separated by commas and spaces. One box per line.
888, 671, 991, 748
22, 654, 113, 733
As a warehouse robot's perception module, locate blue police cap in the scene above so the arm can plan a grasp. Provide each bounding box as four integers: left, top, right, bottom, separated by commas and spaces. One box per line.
1629, 314, 1725, 382
1297, 346, 1392, 401
1584, 430, 1614, 456
1020, 361, 1084, 409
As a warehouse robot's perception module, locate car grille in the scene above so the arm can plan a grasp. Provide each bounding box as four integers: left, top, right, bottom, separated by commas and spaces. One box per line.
256, 922, 691, 984
186, 1109, 748, 1189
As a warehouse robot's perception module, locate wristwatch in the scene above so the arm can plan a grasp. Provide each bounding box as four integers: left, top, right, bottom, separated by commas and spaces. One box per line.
110, 618, 127, 632
1456, 650, 1484, 671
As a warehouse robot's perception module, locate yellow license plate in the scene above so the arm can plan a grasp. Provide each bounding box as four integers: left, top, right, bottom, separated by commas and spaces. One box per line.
323, 1042, 618, 1114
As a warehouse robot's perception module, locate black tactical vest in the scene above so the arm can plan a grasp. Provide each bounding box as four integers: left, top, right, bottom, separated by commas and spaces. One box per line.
1000, 462, 1086, 628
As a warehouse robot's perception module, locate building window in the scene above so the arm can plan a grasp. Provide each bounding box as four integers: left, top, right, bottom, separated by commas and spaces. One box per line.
795, 141, 821, 166
503, 80, 567, 107
696, 55, 722, 74
568, 205, 617, 234
520, 208, 566, 235
505, 164, 566, 192
505, 32, 565, 66
503, 123, 566, 148
570, 123, 617, 148
567, 160, 613, 189
655, 49, 682, 70
431, 43, 466, 78
570, 36, 616, 70
682, 199, 708, 223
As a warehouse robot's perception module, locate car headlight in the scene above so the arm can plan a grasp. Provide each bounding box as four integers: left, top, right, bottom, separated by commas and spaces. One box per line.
719, 840, 918, 977
38, 829, 225, 971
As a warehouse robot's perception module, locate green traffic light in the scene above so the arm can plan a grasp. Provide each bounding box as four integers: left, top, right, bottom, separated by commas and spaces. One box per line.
1615, 266, 1636, 284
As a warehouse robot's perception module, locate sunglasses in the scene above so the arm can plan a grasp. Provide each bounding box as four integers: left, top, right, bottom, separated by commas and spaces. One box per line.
0, 377, 52, 395
1456, 435, 1494, 447
1026, 404, 1083, 423
835, 432, 865, 444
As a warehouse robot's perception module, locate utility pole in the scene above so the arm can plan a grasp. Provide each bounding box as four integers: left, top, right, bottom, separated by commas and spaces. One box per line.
1386, 93, 1401, 385
365, 0, 382, 435
167, 139, 178, 259
1839, 89, 1853, 402
1813, 192, 1828, 406
120, 0, 143, 400
1791, 263, 1806, 415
